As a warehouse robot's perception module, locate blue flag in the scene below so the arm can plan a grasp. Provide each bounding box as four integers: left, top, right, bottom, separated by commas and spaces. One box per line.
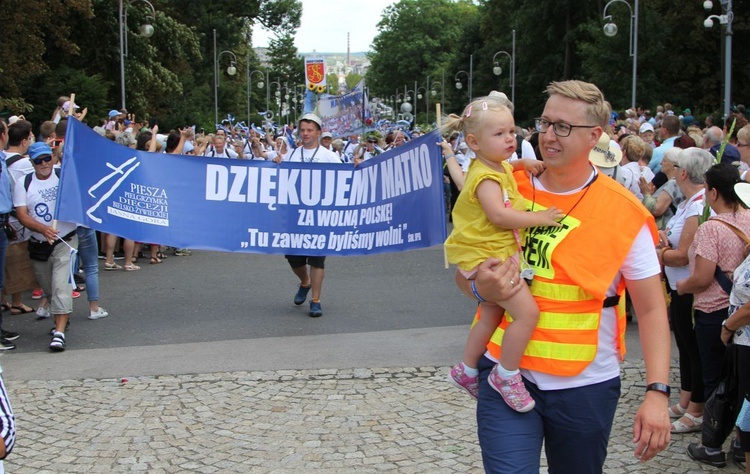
57, 119, 447, 256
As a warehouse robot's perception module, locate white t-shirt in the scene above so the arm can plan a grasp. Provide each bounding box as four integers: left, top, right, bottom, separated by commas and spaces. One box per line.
620, 161, 655, 200
455, 152, 471, 173
287, 145, 343, 163
5, 153, 34, 190
508, 140, 537, 161
203, 147, 238, 159
486, 169, 661, 390
13, 171, 76, 241
663, 189, 708, 290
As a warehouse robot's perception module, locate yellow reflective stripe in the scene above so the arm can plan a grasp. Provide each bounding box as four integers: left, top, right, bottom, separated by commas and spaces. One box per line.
531, 280, 594, 302
506, 311, 600, 330
490, 328, 597, 362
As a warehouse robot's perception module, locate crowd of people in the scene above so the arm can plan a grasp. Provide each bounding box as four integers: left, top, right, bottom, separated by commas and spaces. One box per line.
3, 86, 750, 471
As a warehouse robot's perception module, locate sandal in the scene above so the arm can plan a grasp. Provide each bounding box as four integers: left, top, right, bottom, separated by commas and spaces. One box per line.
671, 413, 703, 433
10, 304, 35, 315
150, 256, 162, 265
668, 403, 688, 418
156, 251, 167, 260
123, 263, 141, 271
0, 303, 10, 312
104, 262, 122, 270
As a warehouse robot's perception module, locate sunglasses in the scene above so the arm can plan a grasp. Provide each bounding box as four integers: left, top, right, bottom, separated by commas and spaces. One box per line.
31, 155, 53, 165
367, 139, 377, 143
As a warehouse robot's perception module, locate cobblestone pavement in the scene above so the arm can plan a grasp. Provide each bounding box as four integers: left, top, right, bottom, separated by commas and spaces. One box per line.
4, 361, 745, 473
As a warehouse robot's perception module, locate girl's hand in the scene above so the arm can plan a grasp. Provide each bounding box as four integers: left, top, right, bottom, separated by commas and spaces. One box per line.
535, 206, 564, 227
522, 158, 545, 175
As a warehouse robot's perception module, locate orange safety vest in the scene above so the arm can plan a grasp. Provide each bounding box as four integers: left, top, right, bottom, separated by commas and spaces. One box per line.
480, 170, 658, 376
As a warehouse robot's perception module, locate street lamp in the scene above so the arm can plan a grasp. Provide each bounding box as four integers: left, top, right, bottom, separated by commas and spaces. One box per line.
491, 30, 516, 104
430, 71, 445, 115
213, 29, 238, 127
704, 0, 734, 119
247, 68, 265, 125
602, 0, 639, 110
269, 80, 282, 120
417, 85, 428, 124
118, 0, 157, 110
454, 55, 474, 101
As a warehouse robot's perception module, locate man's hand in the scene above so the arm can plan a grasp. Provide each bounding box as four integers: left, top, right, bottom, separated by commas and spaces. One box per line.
633, 392, 671, 462
468, 257, 522, 303
42, 225, 60, 244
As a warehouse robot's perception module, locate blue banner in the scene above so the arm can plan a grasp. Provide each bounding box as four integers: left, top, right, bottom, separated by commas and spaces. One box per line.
57, 119, 447, 256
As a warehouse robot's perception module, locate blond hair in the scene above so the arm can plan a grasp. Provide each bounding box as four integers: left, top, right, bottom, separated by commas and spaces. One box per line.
545, 80, 609, 127
440, 95, 513, 138
620, 135, 647, 162
738, 124, 750, 144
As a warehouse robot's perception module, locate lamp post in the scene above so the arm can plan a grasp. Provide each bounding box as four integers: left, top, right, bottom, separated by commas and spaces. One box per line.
247, 68, 265, 125
492, 29, 516, 105
213, 29, 238, 127
417, 85, 428, 124
602, 0, 639, 111
118, 0, 156, 110
454, 55, 474, 101
268, 79, 282, 121
430, 73, 444, 116
704, 0, 734, 119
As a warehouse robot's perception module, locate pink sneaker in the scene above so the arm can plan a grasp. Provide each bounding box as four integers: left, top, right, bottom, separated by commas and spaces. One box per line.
31, 288, 44, 300
71, 290, 81, 299
488, 367, 535, 413
447, 364, 479, 400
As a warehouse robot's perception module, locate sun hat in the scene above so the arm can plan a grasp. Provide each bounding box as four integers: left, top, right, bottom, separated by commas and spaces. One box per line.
639, 123, 654, 134
28, 142, 53, 160
299, 113, 322, 129
735, 182, 750, 208
589, 134, 622, 168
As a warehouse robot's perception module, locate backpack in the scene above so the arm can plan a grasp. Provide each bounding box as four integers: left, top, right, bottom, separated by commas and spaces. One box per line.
5, 153, 26, 168
24, 168, 61, 192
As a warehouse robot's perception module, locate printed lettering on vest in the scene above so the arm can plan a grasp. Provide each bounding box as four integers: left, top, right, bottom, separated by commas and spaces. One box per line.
522, 204, 580, 280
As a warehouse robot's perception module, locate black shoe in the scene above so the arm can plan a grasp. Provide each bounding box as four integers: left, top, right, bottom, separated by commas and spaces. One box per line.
1, 330, 19, 341
0, 338, 15, 351
687, 443, 726, 468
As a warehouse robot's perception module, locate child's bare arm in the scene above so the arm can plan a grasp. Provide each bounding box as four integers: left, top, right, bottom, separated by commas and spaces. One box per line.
476, 179, 563, 230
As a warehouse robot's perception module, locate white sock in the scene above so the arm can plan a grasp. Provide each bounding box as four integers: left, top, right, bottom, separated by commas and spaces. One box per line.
494, 363, 519, 379
460, 362, 478, 377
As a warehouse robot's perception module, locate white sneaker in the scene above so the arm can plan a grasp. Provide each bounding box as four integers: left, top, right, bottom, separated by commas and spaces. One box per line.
89, 307, 109, 320
36, 306, 51, 319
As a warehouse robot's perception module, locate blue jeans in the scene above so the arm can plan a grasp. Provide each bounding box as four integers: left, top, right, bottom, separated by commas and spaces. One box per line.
477, 356, 620, 473
76, 227, 99, 302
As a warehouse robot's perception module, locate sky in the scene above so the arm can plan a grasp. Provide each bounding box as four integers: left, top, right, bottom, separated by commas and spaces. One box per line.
253, 0, 397, 53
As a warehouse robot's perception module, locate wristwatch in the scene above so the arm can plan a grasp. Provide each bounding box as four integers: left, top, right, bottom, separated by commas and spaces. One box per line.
645, 383, 670, 397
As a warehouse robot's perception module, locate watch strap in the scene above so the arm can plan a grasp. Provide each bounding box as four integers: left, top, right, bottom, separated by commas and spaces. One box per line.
645, 382, 670, 397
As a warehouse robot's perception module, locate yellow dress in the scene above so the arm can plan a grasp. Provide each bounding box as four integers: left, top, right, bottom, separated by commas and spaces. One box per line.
444, 159, 526, 272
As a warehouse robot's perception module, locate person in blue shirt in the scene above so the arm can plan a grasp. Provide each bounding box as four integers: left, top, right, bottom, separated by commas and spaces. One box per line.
0, 120, 20, 350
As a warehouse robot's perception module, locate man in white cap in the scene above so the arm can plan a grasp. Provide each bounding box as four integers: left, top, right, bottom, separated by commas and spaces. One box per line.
284, 113, 341, 318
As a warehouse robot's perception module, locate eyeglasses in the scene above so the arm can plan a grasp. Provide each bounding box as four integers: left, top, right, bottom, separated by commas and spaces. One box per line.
535, 118, 597, 138
367, 140, 377, 143
31, 155, 52, 165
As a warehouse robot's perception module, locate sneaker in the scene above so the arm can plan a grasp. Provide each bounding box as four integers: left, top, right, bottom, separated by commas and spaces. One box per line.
72, 290, 81, 299
49, 332, 66, 352
89, 307, 109, 320
488, 368, 536, 413
31, 287, 44, 299
309, 301, 322, 317
36, 306, 51, 319
0, 339, 15, 351
687, 443, 726, 468
113, 251, 125, 260
173, 248, 192, 256
98, 252, 106, 260
447, 364, 479, 400
294, 284, 311, 305
1, 330, 19, 342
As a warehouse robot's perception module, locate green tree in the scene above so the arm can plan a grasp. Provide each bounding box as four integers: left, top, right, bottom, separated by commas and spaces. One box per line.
366, 0, 478, 110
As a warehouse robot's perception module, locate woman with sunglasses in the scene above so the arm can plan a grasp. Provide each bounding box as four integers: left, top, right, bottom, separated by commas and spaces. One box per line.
13, 142, 77, 352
